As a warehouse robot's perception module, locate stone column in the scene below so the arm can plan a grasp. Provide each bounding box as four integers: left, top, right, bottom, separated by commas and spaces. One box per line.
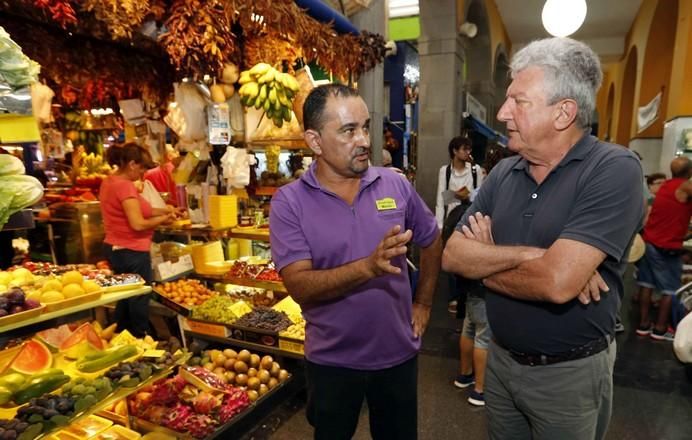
352, 0, 386, 165
417, 0, 465, 208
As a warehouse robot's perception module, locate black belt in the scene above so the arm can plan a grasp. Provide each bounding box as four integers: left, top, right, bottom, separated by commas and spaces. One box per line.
494, 334, 613, 367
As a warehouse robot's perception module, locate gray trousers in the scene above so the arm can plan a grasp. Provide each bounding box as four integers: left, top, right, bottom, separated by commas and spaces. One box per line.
485, 339, 616, 440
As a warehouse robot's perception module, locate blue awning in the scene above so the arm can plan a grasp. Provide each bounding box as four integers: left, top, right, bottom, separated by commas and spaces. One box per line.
295, 0, 360, 35
463, 112, 507, 147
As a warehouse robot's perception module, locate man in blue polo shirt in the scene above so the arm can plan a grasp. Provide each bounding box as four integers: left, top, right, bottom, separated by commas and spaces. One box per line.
270, 84, 441, 440
443, 38, 644, 439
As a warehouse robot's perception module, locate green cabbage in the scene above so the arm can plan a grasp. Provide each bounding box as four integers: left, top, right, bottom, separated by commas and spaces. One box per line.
0, 174, 44, 229
0, 26, 40, 88
0, 155, 25, 176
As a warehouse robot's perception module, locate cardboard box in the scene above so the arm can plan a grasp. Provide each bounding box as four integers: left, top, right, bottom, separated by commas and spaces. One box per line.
229, 324, 279, 347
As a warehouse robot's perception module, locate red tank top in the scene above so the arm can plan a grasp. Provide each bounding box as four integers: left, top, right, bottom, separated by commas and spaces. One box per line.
643, 177, 692, 249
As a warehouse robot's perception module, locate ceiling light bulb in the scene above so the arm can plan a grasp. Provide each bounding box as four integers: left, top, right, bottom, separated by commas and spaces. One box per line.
542, 0, 587, 37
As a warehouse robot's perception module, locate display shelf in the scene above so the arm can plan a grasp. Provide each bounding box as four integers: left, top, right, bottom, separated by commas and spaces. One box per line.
195, 273, 286, 293
229, 227, 270, 241
249, 138, 307, 150
0, 286, 151, 334
185, 331, 304, 360
2, 209, 35, 230
37, 356, 188, 440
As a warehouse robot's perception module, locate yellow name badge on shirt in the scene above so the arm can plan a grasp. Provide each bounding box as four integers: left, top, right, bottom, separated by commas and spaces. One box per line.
376, 197, 397, 211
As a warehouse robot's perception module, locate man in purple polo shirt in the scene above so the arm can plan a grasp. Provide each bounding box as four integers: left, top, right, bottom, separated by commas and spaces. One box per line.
270, 84, 441, 440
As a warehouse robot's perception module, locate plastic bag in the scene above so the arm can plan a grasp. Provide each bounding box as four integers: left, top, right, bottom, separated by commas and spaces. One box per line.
220, 146, 255, 189
140, 179, 167, 209
674, 311, 692, 363
173, 83, 208, 141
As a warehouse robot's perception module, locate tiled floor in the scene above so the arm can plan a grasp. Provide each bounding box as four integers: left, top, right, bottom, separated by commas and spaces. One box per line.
239, 267, 692, 439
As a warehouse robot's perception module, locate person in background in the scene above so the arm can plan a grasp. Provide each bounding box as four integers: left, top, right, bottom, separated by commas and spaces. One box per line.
435, 136, 485, 314
270, 84, 441, 440
635, 157, 692, 341
144, 144, 181, 206
452, 141, 511, 406
443, 37, 644, 439
100, 143, 176, 336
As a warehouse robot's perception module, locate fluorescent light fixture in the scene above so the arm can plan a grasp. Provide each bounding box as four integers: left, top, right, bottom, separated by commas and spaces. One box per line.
390, 0, 419, 18
542, 0, 587, 37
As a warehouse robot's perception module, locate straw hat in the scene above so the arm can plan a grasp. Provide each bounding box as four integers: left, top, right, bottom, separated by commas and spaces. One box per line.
627, 233, 645, 263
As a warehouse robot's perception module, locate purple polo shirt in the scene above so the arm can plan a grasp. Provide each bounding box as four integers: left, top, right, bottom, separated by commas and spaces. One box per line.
270, 163, 438, 370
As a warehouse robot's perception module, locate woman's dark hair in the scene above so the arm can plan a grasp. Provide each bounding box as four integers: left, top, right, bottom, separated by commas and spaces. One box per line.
303, 84, 361, 131
447, 136, 472, 159
106, 142, 154, 169
646, 172, 666, 186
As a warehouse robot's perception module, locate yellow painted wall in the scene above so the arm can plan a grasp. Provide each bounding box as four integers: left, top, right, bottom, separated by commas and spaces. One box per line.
668, 0, 692, 117
597, 0, 692, 144
457, 0, 512, 72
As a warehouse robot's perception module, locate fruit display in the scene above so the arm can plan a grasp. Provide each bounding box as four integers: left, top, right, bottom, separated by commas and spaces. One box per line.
227, 261, 282, 282
0, 288, 41, 320
15, 394, 75, 433
190, 296, 239, 324
76, 345, 140, 373
60, 376, 112, 412
88, 273, 144, 290
234, 307, 292, 333
186, 347, 290, 401
8, 262, 111, 278
154, 279, 215, 308
0, 416, 41, 439
279, 318, 305, 341
0, 268, 40, 293
74, 152, 112, 186
26, 271, 102, 306
238, 63, 300, 128
215, 284, 277, 308
129, 369, 250, 439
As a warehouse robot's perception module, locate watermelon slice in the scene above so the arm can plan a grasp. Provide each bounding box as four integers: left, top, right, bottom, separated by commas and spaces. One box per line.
60, 323, 105, 360
9, 340, 52, 375
36, 324, 74, 352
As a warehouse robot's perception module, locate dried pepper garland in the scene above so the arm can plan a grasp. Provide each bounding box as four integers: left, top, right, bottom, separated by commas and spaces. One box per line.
82, 0, 150, 40
159, 0, 239, 80
31, 0, 77, 28
232, 0, 385, 80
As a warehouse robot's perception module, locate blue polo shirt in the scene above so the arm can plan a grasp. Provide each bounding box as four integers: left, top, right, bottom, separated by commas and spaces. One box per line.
270, 162, 439, 370
459, 135, 644, 355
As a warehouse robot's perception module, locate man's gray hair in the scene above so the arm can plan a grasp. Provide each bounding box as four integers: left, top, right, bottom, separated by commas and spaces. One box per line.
510, 38, 602, 129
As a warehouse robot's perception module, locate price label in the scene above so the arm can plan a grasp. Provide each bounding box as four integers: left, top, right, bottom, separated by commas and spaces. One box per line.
184, 318, 229, 337
279, 338, 305, 355
142, 349, 166, 358
178, 254, 194, 271
229, 300, 253, 318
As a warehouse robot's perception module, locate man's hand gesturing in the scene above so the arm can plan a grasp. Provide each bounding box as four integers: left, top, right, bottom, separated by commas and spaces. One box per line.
367, 225, 412, 277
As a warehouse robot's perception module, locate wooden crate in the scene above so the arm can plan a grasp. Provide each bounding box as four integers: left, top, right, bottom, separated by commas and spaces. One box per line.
323, 0, 372, 16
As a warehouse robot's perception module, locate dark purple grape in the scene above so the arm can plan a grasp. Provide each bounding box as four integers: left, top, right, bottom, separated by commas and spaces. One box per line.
8, 306, 23, 315
0, 310, 7, 318
5, 290, 24, 306
0, 297, 8, 308
13, 423, 26, 433
23, 300, 39, 310
2, 429, 17, 440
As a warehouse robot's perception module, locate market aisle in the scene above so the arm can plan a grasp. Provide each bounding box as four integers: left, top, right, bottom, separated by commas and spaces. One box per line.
240, 267, 692, 440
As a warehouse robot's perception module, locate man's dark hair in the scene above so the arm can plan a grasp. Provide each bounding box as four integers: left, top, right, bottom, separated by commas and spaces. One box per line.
645, 172, 666, 186
447, 136, 472, 159
671, 156, 692, 179
303, 84, 361, 131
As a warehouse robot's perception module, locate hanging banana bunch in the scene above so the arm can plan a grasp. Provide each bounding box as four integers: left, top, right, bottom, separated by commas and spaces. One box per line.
237, 63, 300, 129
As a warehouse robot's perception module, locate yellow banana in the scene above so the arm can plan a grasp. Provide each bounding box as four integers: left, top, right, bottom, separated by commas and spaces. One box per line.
249, 63, 272, 77
242, 82, 259, 99
263, 98, 271, 112
283, 74, 300, 93
282, 106, 292, 122
258, 84, 268, 101
238, 71, 253, 85
257, 69, 276, 85
268, 88, 277, 105
276, 88, 291, 107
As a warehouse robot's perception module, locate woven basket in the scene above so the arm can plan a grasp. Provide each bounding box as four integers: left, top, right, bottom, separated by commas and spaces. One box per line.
323, 0, 372, 16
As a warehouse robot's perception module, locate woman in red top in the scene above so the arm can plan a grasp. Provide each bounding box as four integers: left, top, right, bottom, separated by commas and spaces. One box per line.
100, 143, 175, 336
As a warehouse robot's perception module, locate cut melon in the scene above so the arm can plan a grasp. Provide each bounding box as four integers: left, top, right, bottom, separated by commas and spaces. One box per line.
60, 323, 105, 360
9, 340, 52, 375
36, 324, 75, 352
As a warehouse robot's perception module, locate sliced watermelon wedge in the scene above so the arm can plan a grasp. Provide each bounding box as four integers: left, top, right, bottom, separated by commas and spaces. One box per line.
36, 324, 74, 352
60, 323, 104, 360
9, 340, 52, 375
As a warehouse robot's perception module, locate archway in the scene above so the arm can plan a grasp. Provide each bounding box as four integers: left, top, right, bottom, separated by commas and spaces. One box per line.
616, 47, 637, 146
492, 46, 510, 132
638, 0, 678, 136
463, 0, 492, 123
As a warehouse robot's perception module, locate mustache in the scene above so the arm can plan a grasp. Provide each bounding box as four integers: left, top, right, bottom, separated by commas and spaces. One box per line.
354, 147, 369, 156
